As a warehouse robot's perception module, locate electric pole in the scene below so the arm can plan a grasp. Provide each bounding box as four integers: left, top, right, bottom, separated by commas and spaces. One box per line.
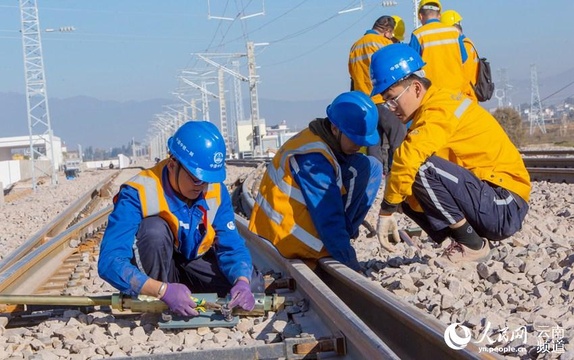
247, 42, 262, 156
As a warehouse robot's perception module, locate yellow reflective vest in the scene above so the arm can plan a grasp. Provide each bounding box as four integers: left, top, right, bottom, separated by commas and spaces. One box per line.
385, 87, 531, 211
412, 21, 474, 99
122, 159, 220, 257
248, 129, 344, 260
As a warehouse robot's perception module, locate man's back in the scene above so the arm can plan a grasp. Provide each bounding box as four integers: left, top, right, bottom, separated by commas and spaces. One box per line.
410, 20, 471, 95
348, 17, 394, 104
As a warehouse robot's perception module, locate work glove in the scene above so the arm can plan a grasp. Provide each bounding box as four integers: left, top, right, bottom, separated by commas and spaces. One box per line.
377, 214, 401, 252
228, 280, 255, 311
160, 283, 199, 317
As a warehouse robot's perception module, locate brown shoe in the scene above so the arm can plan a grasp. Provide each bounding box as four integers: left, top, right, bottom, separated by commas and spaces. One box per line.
441, 239, 491, 263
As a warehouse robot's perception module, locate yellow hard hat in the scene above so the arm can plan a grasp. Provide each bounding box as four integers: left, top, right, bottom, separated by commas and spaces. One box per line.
391, 15, 405, 41
440, 9, 462, 26
418, 0, 441, 12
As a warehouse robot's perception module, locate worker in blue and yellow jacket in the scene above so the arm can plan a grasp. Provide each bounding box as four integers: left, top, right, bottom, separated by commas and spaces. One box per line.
98, 121, 262, 317
249, 91, 382, 272
409, 0, 474, 100
369, 44, 531, 264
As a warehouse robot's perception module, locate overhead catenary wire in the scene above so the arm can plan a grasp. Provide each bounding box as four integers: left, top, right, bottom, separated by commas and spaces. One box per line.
540, 80, 574, 103
265, 4, 378, 67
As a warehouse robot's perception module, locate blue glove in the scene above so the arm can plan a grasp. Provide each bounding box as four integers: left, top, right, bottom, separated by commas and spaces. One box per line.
160, 283, 198, 317
228, 280, 255, 311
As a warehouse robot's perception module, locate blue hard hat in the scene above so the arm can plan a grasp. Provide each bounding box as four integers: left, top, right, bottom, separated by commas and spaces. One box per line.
167, 121, 226, 183
326, 91, 380, 147
370, 43, 426, 96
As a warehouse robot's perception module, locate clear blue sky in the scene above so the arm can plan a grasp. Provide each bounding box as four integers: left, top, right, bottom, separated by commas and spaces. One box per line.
1, 0, 573, 105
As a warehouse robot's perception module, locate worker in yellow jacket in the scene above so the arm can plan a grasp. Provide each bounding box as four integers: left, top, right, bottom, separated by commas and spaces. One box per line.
369, 43, 531, 263
409, 0, 474, 100
441, 9, 479, 102
249, 91, 382, 272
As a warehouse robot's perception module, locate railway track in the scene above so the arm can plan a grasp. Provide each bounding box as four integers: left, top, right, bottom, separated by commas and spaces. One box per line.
0, 154, 571, 359
521, 149, 574, 182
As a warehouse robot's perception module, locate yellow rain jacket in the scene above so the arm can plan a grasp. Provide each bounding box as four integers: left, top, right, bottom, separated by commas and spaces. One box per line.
348, 30, 394, 104
412, 20, 474, 99
385, 87, 531, 211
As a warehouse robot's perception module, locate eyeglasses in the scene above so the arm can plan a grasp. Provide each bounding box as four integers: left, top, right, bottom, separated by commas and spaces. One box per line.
383, 85, 411, 110
179, 161, 206, 186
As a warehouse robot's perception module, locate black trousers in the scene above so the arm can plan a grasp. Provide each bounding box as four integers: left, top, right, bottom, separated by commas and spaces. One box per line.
132, 216, 264, 297
402, 155, 529, 244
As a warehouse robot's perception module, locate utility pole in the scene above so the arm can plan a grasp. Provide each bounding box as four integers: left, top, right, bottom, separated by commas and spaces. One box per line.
217, 68, 230, 156
179, 77, 218, 121
19, 0, 58, 189
529, 64, 546, 135
413, 0, 421, 29
197, 54, 245, 155
247, 42, 262, 156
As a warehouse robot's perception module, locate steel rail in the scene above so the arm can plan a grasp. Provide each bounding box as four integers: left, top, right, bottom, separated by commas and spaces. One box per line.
526, 168, 574, 183
0, 171, 117, 273
520, 149, 574, 156
0, 205, 112, 294
235, 216, 399, 360
522, 157, 574, 168
238, 165, 503, 359
316, 259, 500, 360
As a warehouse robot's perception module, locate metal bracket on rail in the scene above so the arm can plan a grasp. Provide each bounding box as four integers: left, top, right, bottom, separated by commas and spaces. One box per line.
288, 333, 346, 358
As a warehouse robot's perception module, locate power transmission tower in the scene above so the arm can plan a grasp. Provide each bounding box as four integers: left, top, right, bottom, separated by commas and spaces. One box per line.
495, 68, 513, 108
19, 0, 58, 189
529, 64, 546, 135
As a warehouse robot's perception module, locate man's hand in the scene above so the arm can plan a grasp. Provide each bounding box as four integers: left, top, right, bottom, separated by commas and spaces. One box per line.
160, 283, 199, 317
377, 214, 401, 252
228, 280, 255, 311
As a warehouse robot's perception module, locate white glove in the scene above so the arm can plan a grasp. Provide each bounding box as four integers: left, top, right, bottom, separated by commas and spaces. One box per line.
377, 214, 401, 252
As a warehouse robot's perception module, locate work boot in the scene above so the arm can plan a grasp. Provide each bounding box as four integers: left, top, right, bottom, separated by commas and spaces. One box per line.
441, 239, 491, 263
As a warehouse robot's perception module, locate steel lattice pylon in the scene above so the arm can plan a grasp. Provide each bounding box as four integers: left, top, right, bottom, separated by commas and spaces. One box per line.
19, 0, 58, 188
529, 64, 546, 135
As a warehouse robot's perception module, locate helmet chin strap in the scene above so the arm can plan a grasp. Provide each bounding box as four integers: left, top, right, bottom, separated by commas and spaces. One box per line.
170, 158, 185, 198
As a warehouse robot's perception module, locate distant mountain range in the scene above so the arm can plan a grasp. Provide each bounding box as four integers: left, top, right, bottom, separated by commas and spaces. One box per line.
0, 93, 329, 151
1, 67, 571, 150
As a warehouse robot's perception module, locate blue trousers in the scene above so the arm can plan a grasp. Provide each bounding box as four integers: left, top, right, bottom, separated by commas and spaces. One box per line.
340, 154, 382, 238
402, 155, 528, 243
132, 216, 264, 297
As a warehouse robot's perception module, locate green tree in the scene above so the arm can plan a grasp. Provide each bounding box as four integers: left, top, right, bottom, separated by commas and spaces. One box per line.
492, 107, 525, 147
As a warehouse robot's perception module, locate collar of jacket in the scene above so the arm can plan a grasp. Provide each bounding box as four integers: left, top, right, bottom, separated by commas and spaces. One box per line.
162, 165, 208, 212
308, 117, 343, 155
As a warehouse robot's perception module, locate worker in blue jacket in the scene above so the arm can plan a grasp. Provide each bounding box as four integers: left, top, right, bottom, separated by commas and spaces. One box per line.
249, 91, 382, 272
98, 121, 262, 316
